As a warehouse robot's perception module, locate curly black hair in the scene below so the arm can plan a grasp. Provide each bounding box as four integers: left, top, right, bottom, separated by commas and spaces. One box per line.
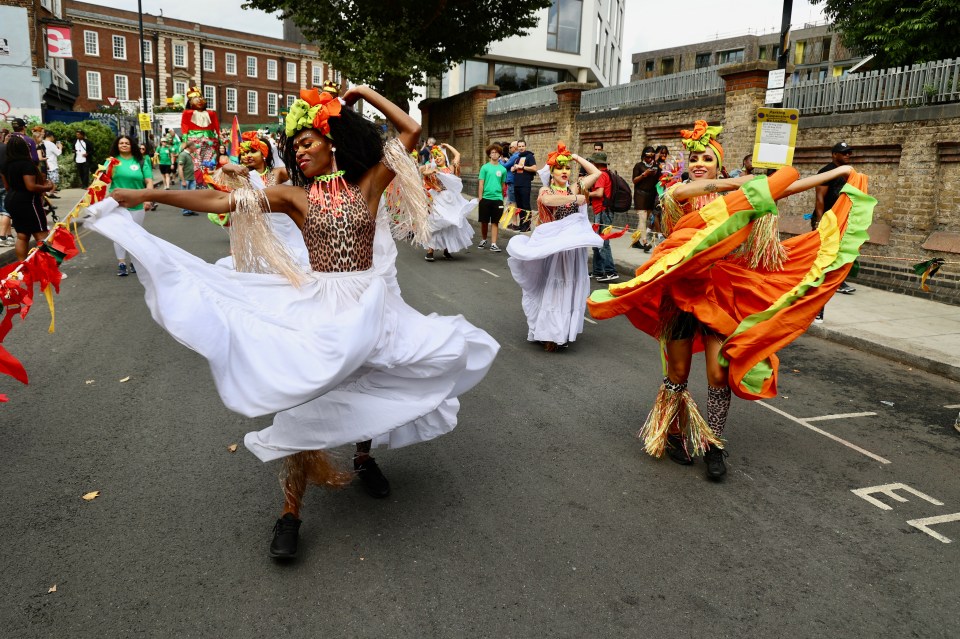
280, 107, 383, 186
107, 135, 145, 166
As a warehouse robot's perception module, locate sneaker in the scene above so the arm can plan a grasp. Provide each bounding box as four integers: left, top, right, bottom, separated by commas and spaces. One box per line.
424, 252, 435, 262
489, 243, 502, 253
837, 283, 856, 295
665, 434, 694, 465
477, 240, 487, 250
117, 263, 128, 277
443, 249, 453, 260
128, 262, 137, 275
597, 273, 620, 283
354, 456, 391, 498
703, 445, 728, 479
0, 237, 13, 247
269, 513, 302, 559
59, 273, 68, 280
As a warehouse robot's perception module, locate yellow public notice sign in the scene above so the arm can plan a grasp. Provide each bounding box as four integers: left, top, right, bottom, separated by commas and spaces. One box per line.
752, 108, 799, 169
138, 113, 152, 131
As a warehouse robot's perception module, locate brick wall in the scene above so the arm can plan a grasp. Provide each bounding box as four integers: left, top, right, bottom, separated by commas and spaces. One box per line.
422, 63, 960, 304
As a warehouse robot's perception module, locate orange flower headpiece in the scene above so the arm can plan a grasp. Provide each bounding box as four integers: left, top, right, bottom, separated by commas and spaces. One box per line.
285, 85, 343, 138
239, 131, 269, 157
430, 145, 446, 161
679, 120, 724, 168
546, 142, 573, 168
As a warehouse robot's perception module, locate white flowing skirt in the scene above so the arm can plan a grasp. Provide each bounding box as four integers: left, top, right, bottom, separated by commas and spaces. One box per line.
84, 199, 499, 461
506, 211, 602, 345
424, 172, 476, 253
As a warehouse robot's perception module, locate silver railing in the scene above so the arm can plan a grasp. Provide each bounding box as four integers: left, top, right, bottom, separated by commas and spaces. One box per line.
784, 57, 960, 114
580, 66, 725, 112
486, 84, 559, 114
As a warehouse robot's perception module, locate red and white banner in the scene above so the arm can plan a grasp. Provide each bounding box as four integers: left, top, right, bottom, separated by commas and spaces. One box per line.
46, 26, 73, 58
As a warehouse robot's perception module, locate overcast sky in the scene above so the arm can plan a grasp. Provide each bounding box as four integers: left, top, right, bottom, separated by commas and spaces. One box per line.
100, 0, 827, 84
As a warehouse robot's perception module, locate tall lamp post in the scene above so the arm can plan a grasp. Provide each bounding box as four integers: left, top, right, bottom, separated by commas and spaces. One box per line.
138, 0, 148, 114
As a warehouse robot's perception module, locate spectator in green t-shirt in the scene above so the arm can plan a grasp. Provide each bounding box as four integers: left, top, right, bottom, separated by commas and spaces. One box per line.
106, 134, 154, 276
476, 143, 508, 252
156, 139, 175, 189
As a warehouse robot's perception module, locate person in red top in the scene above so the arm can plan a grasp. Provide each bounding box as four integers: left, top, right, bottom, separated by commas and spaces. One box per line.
587, 152, 618, 282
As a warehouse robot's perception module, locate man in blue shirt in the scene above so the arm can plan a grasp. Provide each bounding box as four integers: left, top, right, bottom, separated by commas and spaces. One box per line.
504, 139, 537, 231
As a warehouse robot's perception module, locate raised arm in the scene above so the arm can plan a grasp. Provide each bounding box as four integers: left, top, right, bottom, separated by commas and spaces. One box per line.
573, 154, 602, 193
345, 85, 422, 212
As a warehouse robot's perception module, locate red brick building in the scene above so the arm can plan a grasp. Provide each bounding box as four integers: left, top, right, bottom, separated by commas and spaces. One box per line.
64, 0, 341, 127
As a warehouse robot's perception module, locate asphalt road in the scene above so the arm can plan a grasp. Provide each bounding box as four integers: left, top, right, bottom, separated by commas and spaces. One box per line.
1, 203, 958, 638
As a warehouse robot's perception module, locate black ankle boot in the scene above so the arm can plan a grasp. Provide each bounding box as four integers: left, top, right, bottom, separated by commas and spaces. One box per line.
269, 513, 302, 559
703, 445, 728, 479
355, 456, 391, 498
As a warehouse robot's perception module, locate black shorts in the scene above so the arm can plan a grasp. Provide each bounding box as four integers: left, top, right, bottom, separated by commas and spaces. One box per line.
159, 164, 173, 175
5, 192, 49, 235
478, 198, 503, 224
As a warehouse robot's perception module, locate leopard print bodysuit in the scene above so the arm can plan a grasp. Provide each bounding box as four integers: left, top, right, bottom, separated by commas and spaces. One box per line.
538, 186, 579, 223
301, 183, 375, 273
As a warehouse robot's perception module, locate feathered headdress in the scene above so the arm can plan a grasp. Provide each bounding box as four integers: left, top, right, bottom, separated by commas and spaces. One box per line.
285, 84, 342, 138
239, 131, 269, 157
679, 120, 724, 169
546, 142, 573, 168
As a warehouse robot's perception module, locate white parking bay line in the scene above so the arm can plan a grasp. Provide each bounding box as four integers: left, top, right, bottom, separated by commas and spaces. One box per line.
757, 401, 891, 464
480, 268, 500, 278
805, 412, 877, 422
583, 316, 597, 325
944, 404, 960, 409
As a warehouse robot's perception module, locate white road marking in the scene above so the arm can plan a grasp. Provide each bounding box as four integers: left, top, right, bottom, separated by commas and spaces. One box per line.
851, 483, 944, 511
757, 400, 891, 464
944, 404, 960, 409
805, 411, 877, 422
583, 316, 597, 325
906, 513, 960, 544
480, 268, 499, 278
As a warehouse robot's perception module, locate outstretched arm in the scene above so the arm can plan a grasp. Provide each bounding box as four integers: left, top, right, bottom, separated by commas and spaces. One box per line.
111, 184, 303, 221
345, 85, 422, 213
779, 165, 854, 199
539, 186, 586, 207
672, 175, 753, 201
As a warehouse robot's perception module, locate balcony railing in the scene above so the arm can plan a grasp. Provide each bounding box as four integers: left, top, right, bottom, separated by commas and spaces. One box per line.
486, 84, 559, 114
580, 66, 725, 112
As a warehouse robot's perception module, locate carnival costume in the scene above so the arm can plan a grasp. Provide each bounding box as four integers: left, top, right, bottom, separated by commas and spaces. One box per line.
180, 86, 221, 175
421, 147, 475, 254
506, 144, 602, 348
84, 86, 499, 463
587, 121, 876, 459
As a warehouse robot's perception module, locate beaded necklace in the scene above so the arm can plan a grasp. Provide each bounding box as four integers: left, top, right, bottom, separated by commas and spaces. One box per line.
307, 170, 351, 215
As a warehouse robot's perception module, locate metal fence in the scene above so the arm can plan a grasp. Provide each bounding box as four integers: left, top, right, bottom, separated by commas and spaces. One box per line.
784, 58, 960, 114
580, 66, 725, 112
486, 84, 559, 114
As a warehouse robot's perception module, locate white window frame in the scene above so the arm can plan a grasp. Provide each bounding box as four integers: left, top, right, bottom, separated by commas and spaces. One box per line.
225, 87, 237, 113
247, 89, 258, 115
286, 62, 297, 83
203, 85, 216, 110
173, 80, 187, 98
267, 93, 278, 117
203, 49, 215, 72
86, 71, 102, 100
114, 74, 129, 100
286, 94, 295, 109
84, 30, 99, 56
267, 59, 278, 81
144, 78, 154, 109
246, 56, 257, 78
225, 53, 237, 75
112, 35, 126, 60
173, 42, 187, 68
312, 63, 322, 86
140, 39, 153, 64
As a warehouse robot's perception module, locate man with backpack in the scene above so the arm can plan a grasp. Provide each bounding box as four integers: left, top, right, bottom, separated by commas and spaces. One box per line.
587, 151, 619, 282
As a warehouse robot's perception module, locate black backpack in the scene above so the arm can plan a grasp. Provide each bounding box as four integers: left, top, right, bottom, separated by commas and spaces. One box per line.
605, 170, 632, 213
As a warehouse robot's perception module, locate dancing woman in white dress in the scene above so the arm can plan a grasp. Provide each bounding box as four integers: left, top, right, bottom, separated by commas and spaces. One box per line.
99, 82, 499, 559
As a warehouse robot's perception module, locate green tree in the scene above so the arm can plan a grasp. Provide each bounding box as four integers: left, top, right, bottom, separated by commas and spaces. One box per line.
40, 120, 116, 188
244, 0, 552, 111
812, 0, 960, 67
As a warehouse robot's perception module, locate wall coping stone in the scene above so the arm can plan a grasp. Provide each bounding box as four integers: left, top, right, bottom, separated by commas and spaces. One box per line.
799, 102, 960, 128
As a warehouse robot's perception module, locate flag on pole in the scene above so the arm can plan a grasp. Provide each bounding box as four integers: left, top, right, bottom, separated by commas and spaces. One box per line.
229, 115, 241, 163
